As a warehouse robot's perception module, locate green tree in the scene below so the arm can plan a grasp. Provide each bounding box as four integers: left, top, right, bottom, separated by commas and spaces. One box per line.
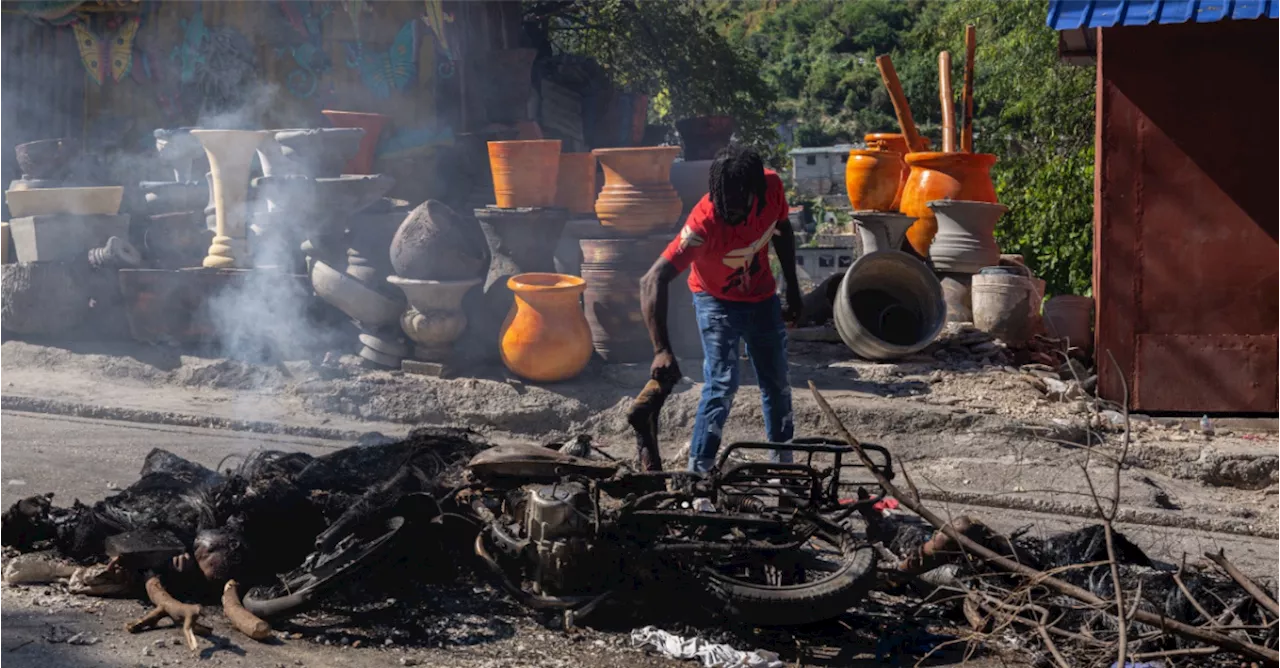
911, 0, 1095, 296
714, 0, 1094, 296
524, 0, 780, 156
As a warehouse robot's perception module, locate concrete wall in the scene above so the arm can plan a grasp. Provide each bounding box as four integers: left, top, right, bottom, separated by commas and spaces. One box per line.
791, 150, 848, 196
1094, 19, 1278, 413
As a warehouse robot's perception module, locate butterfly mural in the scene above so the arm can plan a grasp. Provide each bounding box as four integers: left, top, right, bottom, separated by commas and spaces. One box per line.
71, 14, 141, 86
344, 20, 416, 99
170, 9, 208, 85
422, 0, 458, 78
275, 0, 332, 98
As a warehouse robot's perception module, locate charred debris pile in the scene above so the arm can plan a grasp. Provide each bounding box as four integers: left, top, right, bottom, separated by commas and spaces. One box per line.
2, 421, 1276, 666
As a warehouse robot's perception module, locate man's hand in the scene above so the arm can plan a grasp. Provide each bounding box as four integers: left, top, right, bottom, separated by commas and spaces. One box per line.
650, 350, 681, 385
782, 287, 804, 327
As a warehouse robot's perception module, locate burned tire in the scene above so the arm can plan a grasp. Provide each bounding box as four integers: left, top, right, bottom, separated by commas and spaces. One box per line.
702, 527, 877, 626
242, 516, 405, 620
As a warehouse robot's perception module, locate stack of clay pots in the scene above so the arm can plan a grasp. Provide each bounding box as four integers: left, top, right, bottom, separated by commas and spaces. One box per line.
386, 199, 488, 374
2, 139, 141, 338
475, 138, 582, 378
251, 128, 406, 367
136, 128, 212, 269
577, 145, 697, 364
827, 133, 946, 361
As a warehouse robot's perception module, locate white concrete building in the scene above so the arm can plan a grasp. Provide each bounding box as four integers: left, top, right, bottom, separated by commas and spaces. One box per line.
788, 144, 859, 196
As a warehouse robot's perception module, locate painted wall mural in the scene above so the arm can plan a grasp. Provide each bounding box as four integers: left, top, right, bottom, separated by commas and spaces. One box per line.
343, 19, 416, 99
71, 13, 140, 85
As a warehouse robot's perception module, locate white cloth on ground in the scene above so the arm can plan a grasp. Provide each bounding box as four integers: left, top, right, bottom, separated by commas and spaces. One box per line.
630, 626, 784, 668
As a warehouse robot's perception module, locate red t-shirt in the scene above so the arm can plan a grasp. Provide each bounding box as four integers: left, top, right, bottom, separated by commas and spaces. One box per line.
661, 169, 788, 302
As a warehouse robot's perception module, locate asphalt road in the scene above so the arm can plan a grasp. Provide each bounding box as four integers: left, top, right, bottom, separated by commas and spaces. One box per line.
1, 411, 354, 507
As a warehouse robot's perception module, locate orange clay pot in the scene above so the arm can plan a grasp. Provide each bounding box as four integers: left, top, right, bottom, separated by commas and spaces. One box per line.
488, 140, 561, 209
321, 110, 389, 174
865, 133, 932, 210
592, 146, 682, 236
898, 152, 998, 257
844, 149, 905, 211
555, 152, 597, 215
500, 272, 593, 382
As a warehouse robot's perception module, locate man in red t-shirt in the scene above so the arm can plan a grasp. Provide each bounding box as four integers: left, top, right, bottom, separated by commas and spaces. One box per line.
639, 145, 803, 473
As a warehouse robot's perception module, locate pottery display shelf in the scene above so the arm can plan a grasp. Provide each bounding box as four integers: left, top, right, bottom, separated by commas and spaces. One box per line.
251, 130, 405, 369
139, 128, 212, 270
4, 185, 130, 264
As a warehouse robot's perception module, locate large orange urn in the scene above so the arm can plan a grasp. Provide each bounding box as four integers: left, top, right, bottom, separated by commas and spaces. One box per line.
592, 147, 682, 236
865, 133, 931, 210
555, 152, 597, 215
899, 152, 998, 257
500, 272, 593, 382
488, 140, 561, 208
844, 149, 905, 211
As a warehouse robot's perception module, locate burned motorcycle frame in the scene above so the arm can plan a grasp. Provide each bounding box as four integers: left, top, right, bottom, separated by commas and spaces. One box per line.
456, 438, 896, 626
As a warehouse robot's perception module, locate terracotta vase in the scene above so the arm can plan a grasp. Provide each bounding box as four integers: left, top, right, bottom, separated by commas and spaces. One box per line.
580, 235, 701, 362
865, 133, 932, 210
500, 273, 593, 382
192, 130, 269, 268
1044, 295, 1093, 353
845, 149, 905, 211
321, 110, 389, 175
488, 140, 562, 209
555, 153, 597, 215
387, 276, 483, 361
898, 152, 998, 258
592, 147, 682, 236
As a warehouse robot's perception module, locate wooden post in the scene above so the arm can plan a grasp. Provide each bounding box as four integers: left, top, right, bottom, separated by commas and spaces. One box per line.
962, 25, 976, 152
938, 51, 955, 153
875, 55, 923, 153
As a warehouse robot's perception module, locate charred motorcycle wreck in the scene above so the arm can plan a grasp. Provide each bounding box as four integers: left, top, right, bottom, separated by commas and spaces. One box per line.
239, 436, 898, 628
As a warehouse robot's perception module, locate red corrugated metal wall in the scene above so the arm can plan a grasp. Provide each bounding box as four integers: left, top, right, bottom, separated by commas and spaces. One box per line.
1094, 19, 1279, 413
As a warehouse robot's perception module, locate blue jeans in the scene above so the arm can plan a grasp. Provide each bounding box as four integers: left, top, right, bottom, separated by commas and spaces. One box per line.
688, 292, 794, 473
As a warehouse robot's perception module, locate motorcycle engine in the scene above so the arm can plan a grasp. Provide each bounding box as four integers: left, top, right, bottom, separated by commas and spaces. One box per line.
522, 482, 598, 596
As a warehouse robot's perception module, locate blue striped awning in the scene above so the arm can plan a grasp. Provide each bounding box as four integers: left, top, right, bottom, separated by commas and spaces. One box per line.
1047, 0, 1278, 29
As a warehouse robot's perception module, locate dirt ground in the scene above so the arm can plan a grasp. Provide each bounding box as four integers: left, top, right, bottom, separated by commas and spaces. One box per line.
3, 334, 1275, 544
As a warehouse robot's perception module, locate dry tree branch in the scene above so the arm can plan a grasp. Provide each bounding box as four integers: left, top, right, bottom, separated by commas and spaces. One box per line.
1035, 623, 1072, 668
806, 380, 1279, 665
1175, 554, 1218, 626
1072, 350, 1131, 666
1204, 549, 1280, 618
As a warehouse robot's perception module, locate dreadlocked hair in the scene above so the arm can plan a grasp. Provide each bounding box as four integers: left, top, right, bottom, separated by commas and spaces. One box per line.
709, 144, 767, 224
